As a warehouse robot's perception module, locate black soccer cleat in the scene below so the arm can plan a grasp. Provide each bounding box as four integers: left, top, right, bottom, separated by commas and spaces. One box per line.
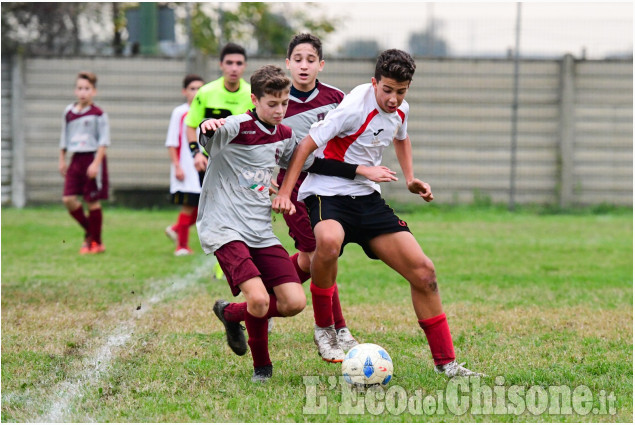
251, 364, 273, 383
213, 299, 248, 356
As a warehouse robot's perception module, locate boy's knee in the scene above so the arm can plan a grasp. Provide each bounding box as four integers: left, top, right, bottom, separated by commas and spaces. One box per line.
315, 237, 341, 260
412, 260, 438, 293
248, 295, 270, 318
277, 292, 306, 317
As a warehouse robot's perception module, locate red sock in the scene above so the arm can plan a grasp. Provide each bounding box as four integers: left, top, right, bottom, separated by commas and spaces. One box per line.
290, 253, 311, 283
223, 302, 247, 322
189, 208, 198, 226
88, 208, 103, 244
69, 206, 89, 234
245, 310, 271, 368
176, 212, 190, 249
332, 283, 347, 329
418, 313, 456, 366
310, 282, 335, 328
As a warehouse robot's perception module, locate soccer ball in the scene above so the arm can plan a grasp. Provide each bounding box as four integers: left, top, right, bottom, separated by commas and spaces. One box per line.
341, 343, 393, 386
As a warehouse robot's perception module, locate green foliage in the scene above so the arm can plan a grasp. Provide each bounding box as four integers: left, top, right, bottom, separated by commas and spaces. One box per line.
189, 3, 219, 55
408, 20, 450, 57
189, 2, 338, 57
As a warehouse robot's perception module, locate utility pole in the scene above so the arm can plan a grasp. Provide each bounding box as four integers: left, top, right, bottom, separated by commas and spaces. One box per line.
509, 2, 522, 211
139, 2, 158, 55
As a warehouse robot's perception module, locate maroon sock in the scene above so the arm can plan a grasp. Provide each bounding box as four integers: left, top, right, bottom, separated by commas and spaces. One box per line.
223, 302, 247, 322
245, 310, 271, 368
310, 282, 335, 328
69, 206, 89, 234
266, 294, 285, 318
290, 253, 311, 283
332, 283, 347, 329
418, 313, 456, 366
189, 208, 198, 226
88, 208, 103, 244
176, 212, 190, 249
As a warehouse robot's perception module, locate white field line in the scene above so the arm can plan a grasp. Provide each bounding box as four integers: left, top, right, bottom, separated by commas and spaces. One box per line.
30, 260, 213, 423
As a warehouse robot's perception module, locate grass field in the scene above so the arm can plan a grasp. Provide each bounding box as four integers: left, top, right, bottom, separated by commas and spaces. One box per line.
1, 205, 632, 422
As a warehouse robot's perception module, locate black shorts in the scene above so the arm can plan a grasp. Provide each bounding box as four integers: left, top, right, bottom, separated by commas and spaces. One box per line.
303, 191, 410, 260
170, 192, 201, 207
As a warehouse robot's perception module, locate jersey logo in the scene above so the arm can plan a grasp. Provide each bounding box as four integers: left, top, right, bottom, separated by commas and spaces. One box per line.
373, 129, 384, 136
238, 167, 272, 195
316, 112, 325, 121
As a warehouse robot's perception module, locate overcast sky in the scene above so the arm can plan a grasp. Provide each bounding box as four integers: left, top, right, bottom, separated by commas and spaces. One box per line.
310, 1, 633, 58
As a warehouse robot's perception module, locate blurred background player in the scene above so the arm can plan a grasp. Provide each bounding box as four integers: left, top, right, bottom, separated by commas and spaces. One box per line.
185, 42, 253, 278
277, 33, 396, 362
273, 49, 483, 377
59, 71, 110, 255
164, 74, 205, 256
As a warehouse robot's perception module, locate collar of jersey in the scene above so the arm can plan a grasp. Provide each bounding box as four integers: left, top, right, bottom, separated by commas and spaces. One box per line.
290, 81, 318, 101
248, 109, 277, 134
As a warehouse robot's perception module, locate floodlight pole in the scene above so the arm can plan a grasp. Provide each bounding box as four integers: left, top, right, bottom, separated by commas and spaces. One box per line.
509, 2, 522, 211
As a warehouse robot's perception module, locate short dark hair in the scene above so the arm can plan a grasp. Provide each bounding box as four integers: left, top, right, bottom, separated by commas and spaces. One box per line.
183, 74, 204, 88
250, 65, 291, 99
220, 42, 247, 63
374, 49, 416, 82
77, 71, 97, 87
287, 33, 323, 60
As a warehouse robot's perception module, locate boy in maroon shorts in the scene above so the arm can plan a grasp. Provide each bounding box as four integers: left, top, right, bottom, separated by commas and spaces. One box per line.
198, 65, 393, 382
59, 71, 110, 254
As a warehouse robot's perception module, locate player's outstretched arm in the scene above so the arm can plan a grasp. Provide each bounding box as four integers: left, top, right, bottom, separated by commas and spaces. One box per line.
356, 165, 398, 182
199, 118, 227, 135
394, 135, 434, 202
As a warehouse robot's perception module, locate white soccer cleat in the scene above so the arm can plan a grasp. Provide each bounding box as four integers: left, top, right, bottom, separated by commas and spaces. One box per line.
336, 327, 359, 353
174, 247, 193, 256
435, 360, 485, 377
165, 225, 178, 244
314, 324, 346, 363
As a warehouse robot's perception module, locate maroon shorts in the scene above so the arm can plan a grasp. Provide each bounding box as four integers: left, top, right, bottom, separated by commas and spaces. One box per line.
276, 169, 316, 252
63, 152, 109, 202
214, 240, 300, 297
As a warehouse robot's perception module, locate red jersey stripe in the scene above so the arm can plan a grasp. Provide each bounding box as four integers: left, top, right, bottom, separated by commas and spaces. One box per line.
177, 111, 188, 161
323, 109, 379, 161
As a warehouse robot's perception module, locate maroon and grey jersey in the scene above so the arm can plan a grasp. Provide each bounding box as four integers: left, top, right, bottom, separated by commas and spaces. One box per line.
283, 81, 345, 141
196, 111, 314, 254
59, 103, 110, 153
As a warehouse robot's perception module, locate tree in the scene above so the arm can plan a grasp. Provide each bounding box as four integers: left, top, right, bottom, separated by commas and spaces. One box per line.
188, 2, 337, 56
1, 2, 111, 55
339, 39, 381, 58
408, 20, 450, 57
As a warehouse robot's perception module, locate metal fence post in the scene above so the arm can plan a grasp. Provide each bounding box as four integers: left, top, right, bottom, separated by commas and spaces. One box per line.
11, 53, 26, 208
558, 54, 575, 208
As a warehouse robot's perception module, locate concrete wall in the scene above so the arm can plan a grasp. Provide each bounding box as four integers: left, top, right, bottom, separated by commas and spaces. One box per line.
1, 55, 632, 207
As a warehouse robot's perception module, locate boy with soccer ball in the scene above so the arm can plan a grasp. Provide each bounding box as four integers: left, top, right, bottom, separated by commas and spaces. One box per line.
273, 49, 484, 378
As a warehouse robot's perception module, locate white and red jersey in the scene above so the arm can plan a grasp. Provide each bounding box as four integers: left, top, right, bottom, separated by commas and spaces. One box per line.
165, 103, 201, 195
298, 83, 409, 200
